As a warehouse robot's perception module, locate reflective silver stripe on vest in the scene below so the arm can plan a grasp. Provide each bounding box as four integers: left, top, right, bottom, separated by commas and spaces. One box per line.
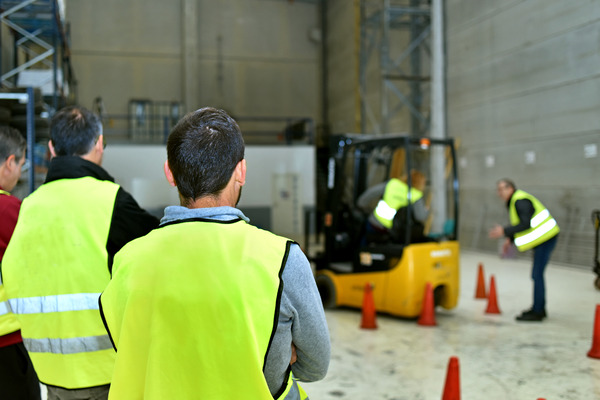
0, 301, 11, 316
530, 209, 549, 228
375, 199, 397, 221
24, 335, 113, 354
8, 293, 101, 314
282, 378, 301, 400
514, 218, 558, 248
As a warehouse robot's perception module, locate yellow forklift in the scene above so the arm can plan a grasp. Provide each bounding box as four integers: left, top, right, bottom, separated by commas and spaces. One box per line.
313, 134, 460, 318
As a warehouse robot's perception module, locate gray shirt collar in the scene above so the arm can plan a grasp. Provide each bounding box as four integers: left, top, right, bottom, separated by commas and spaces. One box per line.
160, 205, 250, 226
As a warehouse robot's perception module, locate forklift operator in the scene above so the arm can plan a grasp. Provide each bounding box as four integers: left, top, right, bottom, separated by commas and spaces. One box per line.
357, 170, 429, 244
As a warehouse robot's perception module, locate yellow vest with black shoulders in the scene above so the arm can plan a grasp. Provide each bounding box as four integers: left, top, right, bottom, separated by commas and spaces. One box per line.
373, 178, 423, 228
0, 189, 21, 337
509, 189, 560, 252
100, 218, 299, 400
2, 177, 119, 388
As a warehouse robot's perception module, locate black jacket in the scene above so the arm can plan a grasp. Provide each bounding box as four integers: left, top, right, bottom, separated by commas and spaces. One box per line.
503, 193, 534, 239
45, 156, 160, 269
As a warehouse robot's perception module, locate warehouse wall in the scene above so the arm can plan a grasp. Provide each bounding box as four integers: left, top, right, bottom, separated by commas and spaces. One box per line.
60, 0, 600, 268
446, 0, 600, 267
66, 1, 181, 112
66, 0, 321, 141
326, 0, 360, 134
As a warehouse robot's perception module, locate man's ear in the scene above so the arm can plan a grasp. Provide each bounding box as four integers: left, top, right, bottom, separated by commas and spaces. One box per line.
0, 155, 15, 177
48, 141, 57, 158
164, 160, 176, 187
236, 159, 246, 186
5, 154, 16, 170
96, 135, 104, 152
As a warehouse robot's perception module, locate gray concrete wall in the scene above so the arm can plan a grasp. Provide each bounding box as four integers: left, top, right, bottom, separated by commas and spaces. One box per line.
446, 0, 600, 268
66, 0, 321, 140
67, 0, 182, 112
52, 0, 600, 268
326, 0, 359, 134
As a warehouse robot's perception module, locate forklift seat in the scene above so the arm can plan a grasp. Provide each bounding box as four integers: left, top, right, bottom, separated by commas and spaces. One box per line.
353, 243, 404, 273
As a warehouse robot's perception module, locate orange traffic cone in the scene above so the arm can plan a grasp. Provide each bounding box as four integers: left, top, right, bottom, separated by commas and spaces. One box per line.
587, 304, 600, 359
360, 283, 377, 329
475, 263, 487, 299
484, 275, 501, 314
417, 282, 437, 326
441, 356, 460, 400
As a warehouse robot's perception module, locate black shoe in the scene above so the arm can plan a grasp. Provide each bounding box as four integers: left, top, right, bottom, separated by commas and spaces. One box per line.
515, 308, 546, 322
519, 307, 547, 317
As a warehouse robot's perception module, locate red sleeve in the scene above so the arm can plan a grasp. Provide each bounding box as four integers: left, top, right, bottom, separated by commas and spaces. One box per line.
0, 194, 22, 261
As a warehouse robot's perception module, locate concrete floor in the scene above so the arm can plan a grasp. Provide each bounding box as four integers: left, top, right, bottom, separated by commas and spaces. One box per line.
302, 250, 600, 400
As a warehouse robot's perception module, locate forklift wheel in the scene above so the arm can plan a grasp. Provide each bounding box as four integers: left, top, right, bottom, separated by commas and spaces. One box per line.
315, 274, 337, 309
595, 276, 600, 291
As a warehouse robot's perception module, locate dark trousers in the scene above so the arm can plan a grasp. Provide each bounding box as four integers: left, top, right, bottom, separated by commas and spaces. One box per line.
0, 341, 41, 400
46, 384, 109, 400
531, 234, 558, 312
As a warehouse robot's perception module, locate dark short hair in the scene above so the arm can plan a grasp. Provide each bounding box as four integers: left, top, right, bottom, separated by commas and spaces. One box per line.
497, 178, 516, 190
50, 106, 102, 156
0, 126, 26, 164
166, 107, 245, 204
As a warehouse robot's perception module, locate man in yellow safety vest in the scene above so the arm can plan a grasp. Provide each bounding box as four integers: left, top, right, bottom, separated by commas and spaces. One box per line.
358, 169, 429, 244
489, 178, 560, 322
100, 107, 330, 399
2, 106, 159, 399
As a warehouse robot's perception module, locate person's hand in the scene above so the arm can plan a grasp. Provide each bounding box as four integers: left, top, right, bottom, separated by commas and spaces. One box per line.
501, 237, 512, 255
290, 343, 297, 365
488, 224, 505, 239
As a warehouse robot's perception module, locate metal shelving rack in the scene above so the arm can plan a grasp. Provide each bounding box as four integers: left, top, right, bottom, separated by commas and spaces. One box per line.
0, 87, 36, 193
0, 0, 74, 111
359, 0, 432, 136
0, 1, 75, 194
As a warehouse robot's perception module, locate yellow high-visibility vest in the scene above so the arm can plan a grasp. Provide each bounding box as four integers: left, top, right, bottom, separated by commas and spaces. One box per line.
101, 218, 303, 399
509, 190, 560, 252
2, 177, 119, 388
373, 178, 423, 228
